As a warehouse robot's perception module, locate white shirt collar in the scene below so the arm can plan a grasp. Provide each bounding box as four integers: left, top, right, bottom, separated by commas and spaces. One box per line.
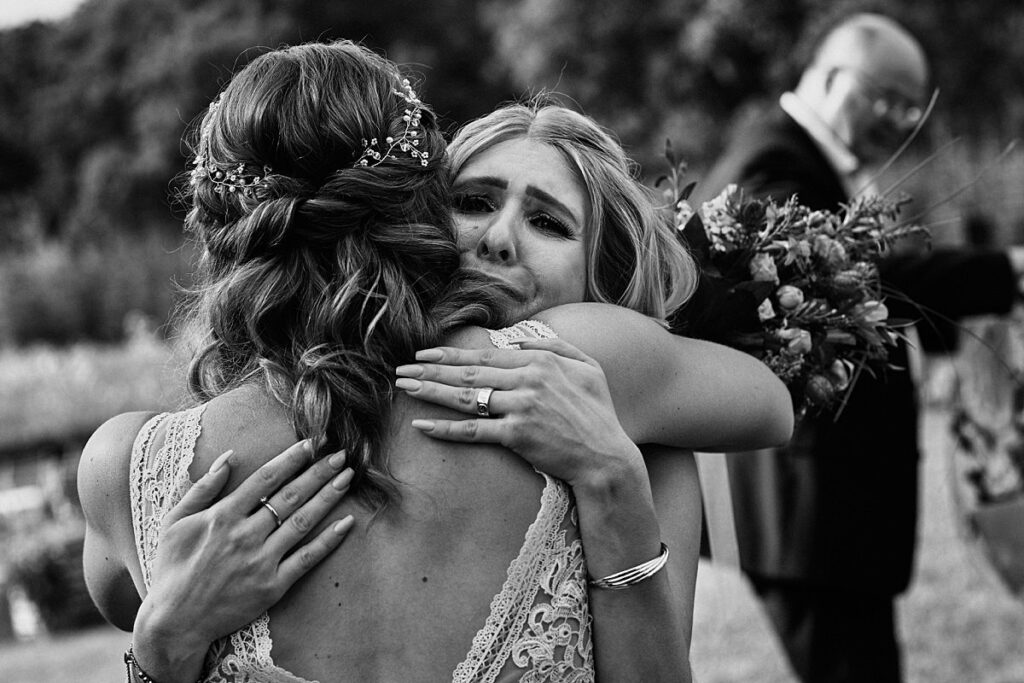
779, 91, 860, 179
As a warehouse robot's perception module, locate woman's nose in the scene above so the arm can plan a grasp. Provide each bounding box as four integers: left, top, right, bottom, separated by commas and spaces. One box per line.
475, 211, 517, 264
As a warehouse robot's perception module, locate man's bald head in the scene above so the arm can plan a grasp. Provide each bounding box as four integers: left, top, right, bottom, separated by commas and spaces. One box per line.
813, 14, 929, 102
796, 13, 930, 166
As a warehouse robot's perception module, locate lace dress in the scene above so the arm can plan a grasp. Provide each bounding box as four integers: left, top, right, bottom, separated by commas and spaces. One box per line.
129, 321, 594, 683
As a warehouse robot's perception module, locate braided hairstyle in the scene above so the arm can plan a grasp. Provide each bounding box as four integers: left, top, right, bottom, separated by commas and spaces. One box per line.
181, 41, 510, 510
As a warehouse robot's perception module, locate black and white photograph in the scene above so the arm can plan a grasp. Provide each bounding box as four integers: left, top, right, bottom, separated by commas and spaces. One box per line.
1, 1, 1023, 681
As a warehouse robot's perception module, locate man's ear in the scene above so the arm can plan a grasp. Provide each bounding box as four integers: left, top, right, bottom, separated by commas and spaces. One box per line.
823, 67, 839, 94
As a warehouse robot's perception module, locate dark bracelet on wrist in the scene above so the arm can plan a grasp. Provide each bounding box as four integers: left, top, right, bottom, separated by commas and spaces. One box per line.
125, 645, 160, 683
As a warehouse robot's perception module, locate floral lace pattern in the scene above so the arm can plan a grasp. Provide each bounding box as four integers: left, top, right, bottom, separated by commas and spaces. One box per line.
453, 321, 594, 682
130, 406, 316, 683
488, 320, 557, 351
130, 324, 592, 682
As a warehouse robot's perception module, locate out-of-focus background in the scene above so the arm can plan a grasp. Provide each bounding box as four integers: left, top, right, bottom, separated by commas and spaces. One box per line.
1, 1, 1023, 681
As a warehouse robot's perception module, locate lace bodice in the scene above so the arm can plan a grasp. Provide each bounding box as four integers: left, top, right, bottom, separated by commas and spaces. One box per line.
131, 405, 305, 683
129, 320, 593, 682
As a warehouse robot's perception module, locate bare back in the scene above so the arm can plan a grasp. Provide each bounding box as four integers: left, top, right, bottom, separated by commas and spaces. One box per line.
126, 325, 591, 683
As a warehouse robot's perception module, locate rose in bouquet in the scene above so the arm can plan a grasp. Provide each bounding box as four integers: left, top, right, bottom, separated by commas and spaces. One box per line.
663, 160, 929, 416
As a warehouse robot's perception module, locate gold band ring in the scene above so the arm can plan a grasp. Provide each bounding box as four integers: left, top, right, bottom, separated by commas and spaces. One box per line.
476, 387, 495, 417
259, 496, 283, 527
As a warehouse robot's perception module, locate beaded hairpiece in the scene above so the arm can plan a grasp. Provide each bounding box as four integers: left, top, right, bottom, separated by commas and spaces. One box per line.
196, 161, 273, 198
354, 78, 430, 168
189, 96, 273, 199
189, 76, 428, 198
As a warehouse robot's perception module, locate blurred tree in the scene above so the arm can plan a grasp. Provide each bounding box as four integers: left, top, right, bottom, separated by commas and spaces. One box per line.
482, 0, 1024, 173
1, 0, 1024, 343
480, 0, 813, 170
0, 0, 514, 249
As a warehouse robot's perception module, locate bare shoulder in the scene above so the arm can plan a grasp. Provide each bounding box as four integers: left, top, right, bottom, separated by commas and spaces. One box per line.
78, 411, 161, 529
528, 303, 793, 448
533, 302, 770, 374
194, 384, 298, 490
443, 324, 498, 350
78, 411, 159, 628
447, 308, 664, 357
531, 302, 674, 366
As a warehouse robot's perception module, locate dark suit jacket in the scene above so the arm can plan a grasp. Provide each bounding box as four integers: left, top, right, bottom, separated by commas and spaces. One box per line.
694, 105, 1016, 594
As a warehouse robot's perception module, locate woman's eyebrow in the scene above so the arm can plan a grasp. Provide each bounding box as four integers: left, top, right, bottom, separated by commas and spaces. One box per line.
525, 186, 581, 225
453, 176, 507, 191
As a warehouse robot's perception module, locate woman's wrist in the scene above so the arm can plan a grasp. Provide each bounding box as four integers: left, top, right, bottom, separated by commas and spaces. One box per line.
567, 437, 646, 495
568, 441, 665, 578
132, 599, 210, 683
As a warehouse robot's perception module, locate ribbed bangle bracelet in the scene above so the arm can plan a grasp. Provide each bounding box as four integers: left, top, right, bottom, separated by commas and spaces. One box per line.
588, 543, 670, 590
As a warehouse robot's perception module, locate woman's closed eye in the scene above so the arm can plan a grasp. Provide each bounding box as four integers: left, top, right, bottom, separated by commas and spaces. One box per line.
453, 193, 497, 214
529, 212, 575, 239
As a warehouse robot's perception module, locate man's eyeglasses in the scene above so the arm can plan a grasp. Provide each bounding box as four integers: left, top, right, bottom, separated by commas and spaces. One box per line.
836, 67, 924, 127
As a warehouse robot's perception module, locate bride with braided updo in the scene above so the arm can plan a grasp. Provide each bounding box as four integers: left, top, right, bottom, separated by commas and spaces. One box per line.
80, 40, 791, 683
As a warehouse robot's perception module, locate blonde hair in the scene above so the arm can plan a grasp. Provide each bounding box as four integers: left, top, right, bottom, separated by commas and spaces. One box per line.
448, 101, 697, 319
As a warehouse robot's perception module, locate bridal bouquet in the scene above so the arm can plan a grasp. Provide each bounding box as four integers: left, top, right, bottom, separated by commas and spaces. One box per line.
663, 159, 928, 415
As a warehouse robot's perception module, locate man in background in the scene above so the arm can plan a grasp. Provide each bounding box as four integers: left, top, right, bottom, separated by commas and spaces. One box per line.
695, 12, 1023, 683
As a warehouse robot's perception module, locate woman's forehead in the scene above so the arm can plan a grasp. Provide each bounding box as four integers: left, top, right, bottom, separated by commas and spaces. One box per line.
456, 138, 588, 225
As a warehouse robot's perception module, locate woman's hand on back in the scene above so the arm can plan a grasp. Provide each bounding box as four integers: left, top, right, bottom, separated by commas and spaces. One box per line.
395, 338, 641, 487
132, 440, 356, 683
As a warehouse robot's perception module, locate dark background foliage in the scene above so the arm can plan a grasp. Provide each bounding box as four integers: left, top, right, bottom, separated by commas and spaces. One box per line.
2, 0, 1023, 344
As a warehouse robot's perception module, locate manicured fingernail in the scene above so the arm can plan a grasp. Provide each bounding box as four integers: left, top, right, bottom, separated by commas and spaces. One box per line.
395, 364, 424, 377
415, 348, 443, 362
395, 378, 422, 391
209, 449, 233, 474
333, 515, 355, 534
328, 450, 347, 468
332, 468, 354, 490
411, 419, 435, 432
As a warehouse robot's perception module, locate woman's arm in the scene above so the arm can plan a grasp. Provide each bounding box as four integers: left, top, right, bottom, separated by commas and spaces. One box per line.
79, 421, 356, 683
572, 446, 693, 681
394, 307, 790, 679
397, 337, 695, 680
398, 304, 793, 451
542, 303, 794, 449
79, 412, 154, 629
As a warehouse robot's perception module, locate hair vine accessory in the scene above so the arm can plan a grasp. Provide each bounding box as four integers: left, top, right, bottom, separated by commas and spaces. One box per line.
354, 78, 430, 168
195, 160, 273, 199
188, 95, 273, 199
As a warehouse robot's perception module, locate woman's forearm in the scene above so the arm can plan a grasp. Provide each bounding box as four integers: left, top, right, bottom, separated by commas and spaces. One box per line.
131, 600, 210, 683
571, 450, 692, 683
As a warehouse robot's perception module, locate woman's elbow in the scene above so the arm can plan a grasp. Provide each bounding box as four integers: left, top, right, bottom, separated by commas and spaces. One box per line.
762, 378, 795, 447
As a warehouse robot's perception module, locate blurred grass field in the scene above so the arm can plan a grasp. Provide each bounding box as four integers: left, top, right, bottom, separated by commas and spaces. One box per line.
690, 406, 1024, 682
0, 326, 188, 448
1, 403, 1022, 682
2, 251, 1023, 680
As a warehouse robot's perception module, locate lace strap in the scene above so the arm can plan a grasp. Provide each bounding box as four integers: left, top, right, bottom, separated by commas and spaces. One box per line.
129, 406, 205, 587
128, 406, 316, 683
488, 320, 558, 350
129, 412, 170, 587
452, 474, 573, 682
